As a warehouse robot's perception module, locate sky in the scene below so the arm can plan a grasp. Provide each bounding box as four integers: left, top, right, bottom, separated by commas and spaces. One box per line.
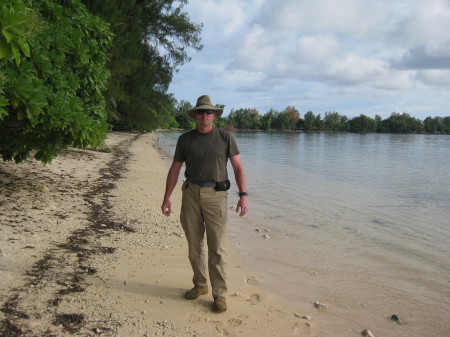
168, 0, 450, 120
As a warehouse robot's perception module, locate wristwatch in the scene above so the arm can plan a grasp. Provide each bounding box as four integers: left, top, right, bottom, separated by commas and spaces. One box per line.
238, 192, 248, 197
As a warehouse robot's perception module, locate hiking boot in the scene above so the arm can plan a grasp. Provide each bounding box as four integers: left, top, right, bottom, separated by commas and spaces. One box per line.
185, 286, 208, 300
213, 296, 227, 313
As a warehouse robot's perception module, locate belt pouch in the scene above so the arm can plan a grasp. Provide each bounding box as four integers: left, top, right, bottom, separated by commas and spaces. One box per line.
214, 179, 231, 191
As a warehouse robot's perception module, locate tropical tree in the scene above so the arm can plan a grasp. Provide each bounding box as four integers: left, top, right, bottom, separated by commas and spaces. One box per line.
315, 114, 324, 130
0, 0, 112, 163
303, 111, 316, 131
374, 115, 383, 132
80, 0, 203, 131
259, 109, 277, 130
174, 100, 195, 129
348, 114, 377, 133
228, 108, 260, 130
272, 112, 291, 130
339, 115, 349, 131
282, 106, 300, 130
444, 117, 450, 133
214, 116, 228, 128
268, 106, 298, 131
423, 116, 444, 134
380, 112, 423, 133
324, 111, 348, 131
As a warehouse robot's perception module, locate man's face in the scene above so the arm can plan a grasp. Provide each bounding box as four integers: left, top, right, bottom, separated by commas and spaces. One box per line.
193, 109, 216, 128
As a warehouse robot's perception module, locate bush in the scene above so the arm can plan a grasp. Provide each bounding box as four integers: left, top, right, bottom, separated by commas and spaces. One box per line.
0, 0, 113, 163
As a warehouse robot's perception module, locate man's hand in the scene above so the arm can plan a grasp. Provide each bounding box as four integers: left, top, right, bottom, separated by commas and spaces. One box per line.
161, 160, 182, 216
236, 197, 249, 216
161, 199, 172, 216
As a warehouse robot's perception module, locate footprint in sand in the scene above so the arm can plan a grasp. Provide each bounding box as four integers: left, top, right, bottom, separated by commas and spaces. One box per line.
249, 293, 261, 304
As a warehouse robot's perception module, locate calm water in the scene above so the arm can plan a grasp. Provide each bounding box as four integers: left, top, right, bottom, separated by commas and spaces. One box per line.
156, 131, 450, 337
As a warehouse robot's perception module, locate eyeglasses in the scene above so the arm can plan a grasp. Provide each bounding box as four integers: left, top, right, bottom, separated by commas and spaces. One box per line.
195, 110, 215, 115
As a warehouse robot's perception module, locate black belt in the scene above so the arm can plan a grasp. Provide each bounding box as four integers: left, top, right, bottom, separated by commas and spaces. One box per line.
190, 180, 216, 187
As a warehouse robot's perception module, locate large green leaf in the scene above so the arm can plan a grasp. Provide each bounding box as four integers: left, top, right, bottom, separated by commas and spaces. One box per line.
1, 29, 15, 43
16, 37, 30, 57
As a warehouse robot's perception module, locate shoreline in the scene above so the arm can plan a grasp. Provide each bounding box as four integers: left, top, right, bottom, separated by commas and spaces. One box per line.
1, 132, 319, 337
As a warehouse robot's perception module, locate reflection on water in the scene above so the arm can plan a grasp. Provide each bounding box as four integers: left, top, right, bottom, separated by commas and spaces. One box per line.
157, 130, 450, 337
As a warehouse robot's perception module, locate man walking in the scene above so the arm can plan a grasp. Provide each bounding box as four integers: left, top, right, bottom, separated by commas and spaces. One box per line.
161, 95, 248, 313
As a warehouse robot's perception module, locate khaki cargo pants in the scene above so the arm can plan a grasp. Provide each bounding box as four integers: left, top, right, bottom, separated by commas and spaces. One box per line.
180, 180, 228, 298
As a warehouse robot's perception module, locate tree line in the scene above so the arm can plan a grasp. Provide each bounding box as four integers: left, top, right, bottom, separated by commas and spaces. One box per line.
173, 103, 450, 134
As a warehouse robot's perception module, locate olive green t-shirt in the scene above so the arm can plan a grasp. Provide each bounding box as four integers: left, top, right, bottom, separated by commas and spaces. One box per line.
174, 128, 240, 182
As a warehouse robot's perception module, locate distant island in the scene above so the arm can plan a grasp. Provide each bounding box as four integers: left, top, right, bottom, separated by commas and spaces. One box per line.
173, 105, 450, 134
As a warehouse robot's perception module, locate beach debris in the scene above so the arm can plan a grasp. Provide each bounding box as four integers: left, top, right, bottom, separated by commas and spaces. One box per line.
313, 301, 328, 309
390, 314, 402, 324
244, 276, 261, 285
361, 329, 375, 337
263, 234, 271, 239
294, 313, 311, 320
172, 231, 184, 238
92, 327, 113, 334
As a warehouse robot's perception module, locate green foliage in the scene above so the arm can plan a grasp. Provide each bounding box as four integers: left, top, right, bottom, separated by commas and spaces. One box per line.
80, 0, 202, 131
349, 114, 378, 132
324, 111, 348, 131
423, 116, 450, 134
303, 111, 316, 131
262, 106, 300, 131
282, 106, 300, 130
227, 108, 261, 130
379, 112, 423, 133
174, 100, 195, 129
214, 116, 227, 129
272, 112, 291, 131
0, 0, 112, 163
260, 109, 276, 130
0, 1, 35, 65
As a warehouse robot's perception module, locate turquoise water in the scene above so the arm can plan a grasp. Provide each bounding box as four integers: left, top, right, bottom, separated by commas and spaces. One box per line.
156, 130, 450, 337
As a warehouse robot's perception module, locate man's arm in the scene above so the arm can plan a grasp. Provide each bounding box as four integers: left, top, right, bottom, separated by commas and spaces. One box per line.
230, 154, 249, 217
161, 160, 183, 216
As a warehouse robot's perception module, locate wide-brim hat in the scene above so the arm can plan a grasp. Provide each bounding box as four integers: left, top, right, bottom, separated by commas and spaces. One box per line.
187, 95, 223, 118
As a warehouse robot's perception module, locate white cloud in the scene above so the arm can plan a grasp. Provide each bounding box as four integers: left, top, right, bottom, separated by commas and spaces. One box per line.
169, 0, 450, 118
254, 0, 390, 37
295, 35, 340, 62
187, 0, 245, 38
416, 69, 450, 86
388, 0, 450, 70
390, 0, 450, 46
230, 24, 278, 72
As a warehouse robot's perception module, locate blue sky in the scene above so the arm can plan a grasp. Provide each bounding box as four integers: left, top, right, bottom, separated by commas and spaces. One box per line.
168, 0, 450, 120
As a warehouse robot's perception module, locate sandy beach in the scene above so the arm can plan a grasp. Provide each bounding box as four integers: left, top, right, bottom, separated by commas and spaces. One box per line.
0, 132, 331, 337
